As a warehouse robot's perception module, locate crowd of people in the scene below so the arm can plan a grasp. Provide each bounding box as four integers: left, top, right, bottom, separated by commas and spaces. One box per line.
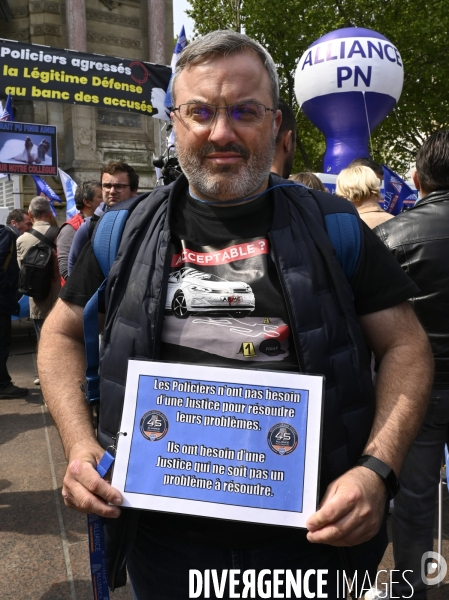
0, 28, 448, 600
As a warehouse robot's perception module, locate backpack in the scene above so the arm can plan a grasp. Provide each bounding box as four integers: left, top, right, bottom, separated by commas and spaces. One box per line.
18, 226, 59, 300
81, 185, 362, 404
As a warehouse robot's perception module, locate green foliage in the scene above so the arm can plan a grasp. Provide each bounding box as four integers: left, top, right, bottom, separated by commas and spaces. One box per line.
185, 0, 449, 175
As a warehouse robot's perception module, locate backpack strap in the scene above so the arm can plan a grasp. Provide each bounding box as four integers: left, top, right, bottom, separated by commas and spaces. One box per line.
92, 210, 131, 278
82, 205, 136, 404
322, 212, 361, 282
307, 189, 362, 282
29, 226, 59, 249
82, 194, 151, 404
271, 174, 362, 282
88, 212, 100, 240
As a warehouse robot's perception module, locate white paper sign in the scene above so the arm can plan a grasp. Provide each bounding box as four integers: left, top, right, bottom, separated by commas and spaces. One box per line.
111, 361, 324, 528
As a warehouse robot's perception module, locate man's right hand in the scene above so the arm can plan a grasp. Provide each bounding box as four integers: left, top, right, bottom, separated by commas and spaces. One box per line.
38, 301, 119, 517
62, 440, 123, 518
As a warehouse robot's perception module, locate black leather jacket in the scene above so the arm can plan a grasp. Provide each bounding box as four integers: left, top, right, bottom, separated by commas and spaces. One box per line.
375, 189, 449, 388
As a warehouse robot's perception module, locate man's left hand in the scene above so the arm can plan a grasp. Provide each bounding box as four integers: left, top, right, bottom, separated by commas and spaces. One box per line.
306, 467, 387, 546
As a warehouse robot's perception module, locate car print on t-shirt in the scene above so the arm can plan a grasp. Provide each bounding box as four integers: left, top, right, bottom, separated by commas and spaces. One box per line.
166, 267, 255, 319
161, 237, 297, 371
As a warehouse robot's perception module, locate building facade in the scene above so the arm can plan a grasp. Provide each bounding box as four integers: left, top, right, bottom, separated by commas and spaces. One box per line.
0, 0, 173, 216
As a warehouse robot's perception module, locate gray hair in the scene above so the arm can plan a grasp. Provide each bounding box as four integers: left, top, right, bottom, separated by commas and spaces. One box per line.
75, 180, 101, 211
29, 196, 53, 219
171, 30, 279, 108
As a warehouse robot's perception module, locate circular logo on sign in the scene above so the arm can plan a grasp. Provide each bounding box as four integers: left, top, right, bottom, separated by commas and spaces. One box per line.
267, 423, 298, 455
140, 410, 169, 441
129, 61, 149, 85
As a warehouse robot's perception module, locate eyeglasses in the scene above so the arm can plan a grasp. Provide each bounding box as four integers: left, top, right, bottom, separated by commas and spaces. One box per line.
102, 183, 130, 192
172, 102, 275, 128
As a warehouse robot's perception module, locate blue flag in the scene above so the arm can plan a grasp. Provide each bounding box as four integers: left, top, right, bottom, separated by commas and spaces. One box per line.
382, 165, 417, 216
0, 93, 13, 121
58, 168, 78, 219
32, 174, 62, 217
164, 26, 188, 110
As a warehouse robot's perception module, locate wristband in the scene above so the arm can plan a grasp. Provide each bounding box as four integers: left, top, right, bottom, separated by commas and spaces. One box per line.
356, 454, 400, 500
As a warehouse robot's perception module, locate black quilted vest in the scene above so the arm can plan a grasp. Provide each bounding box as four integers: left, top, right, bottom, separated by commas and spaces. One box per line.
97, 175, 383, 588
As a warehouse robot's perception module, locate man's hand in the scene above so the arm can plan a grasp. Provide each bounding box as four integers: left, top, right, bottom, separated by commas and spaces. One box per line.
62, 439, 123, 518
39, 300, 115, 517
306, 467, 387, 546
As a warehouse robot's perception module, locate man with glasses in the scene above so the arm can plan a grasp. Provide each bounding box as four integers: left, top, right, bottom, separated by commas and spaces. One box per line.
100, 161, 139, 208
39, 31, 432, 598
67, 161, 138, 275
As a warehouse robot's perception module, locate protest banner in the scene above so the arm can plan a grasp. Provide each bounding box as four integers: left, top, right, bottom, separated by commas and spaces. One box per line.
111, 361, 324, 528
0, 120, 57, 176
0, 38, 172, 119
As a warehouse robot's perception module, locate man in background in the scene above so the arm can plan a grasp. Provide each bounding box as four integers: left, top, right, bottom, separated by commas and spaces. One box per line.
7, 209, 32, 234
349, 157, 384, 184
375, 129, 449, 598
16, 197, 60, 343
68, 161, 138, 275
0, 209, 30, 399
271, 98, 297, 179
56, 180, 102, 283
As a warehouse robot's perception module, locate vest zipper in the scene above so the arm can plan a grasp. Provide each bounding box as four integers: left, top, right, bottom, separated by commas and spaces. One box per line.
268, 231, 305, 373
152, 231, 171, 359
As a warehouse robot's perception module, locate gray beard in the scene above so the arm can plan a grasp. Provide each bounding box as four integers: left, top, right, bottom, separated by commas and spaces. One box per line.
176, 137, 276, 201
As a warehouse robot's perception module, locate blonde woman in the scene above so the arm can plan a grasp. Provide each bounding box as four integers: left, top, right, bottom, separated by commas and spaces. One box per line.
336, 165, 394, 229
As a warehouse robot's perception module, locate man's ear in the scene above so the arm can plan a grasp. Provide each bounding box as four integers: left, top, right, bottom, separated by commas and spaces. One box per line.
274, 109, 282, 138
284, 130, 293, 153
412, 169, 421, 192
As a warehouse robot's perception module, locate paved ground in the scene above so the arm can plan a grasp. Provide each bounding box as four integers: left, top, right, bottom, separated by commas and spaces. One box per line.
1, 318, 448, 599
0, 320, 133, 600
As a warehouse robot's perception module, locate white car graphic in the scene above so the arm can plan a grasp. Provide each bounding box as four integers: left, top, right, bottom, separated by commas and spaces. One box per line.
166, 267, 255, 319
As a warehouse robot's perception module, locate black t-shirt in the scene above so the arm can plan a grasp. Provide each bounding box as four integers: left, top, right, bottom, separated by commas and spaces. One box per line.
61, 190, 418, 547
62, 189, 417, 319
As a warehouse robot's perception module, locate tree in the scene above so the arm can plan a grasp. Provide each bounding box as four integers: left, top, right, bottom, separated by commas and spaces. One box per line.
186, 0, 449, 174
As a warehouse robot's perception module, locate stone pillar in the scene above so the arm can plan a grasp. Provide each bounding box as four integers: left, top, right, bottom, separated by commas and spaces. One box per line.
65, 0, 87, 52
64, 0, 97, 180
148, 0, 166, 64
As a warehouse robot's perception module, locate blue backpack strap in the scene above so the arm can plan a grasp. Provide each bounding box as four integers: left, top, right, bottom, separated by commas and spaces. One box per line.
82, 208, 131, 404
92, 210, 130, 278
323, 212, 361, 282
81, 192, 154, 404
306, 188, 362, 283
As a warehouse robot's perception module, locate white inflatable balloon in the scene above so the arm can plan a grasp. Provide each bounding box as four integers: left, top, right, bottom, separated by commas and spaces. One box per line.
295, 27, 404, 173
